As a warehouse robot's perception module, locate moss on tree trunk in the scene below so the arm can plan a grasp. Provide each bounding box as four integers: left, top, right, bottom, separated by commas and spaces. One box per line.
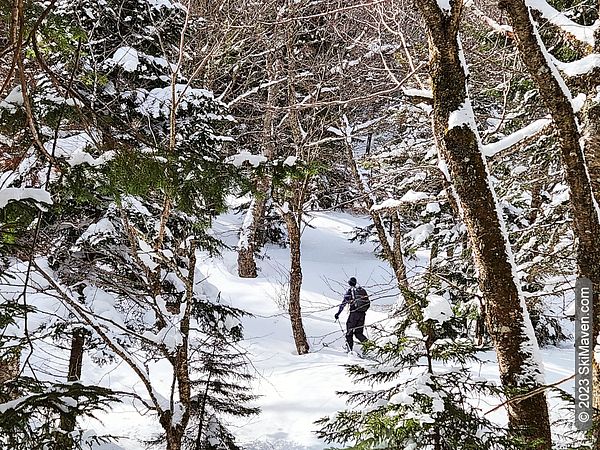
417, 1, 552, 447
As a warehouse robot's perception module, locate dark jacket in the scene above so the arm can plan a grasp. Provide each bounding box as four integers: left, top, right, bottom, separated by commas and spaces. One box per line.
336, 287, 363, 316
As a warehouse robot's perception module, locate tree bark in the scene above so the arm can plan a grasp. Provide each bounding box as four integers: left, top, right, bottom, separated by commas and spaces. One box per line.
0, 349, 19, 399
237, 193, 269, 278
280, 1, 309, 356
582, 102, 600, 205
60, 329, 85, 434
499, 0, 600, 444
237, 10, 283, 278
416, 1, 551, 447
283, 210, 310, 355
580, 1, 600, 206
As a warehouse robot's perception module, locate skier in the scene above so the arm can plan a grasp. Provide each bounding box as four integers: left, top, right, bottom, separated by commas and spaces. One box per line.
334, 277, 369, 353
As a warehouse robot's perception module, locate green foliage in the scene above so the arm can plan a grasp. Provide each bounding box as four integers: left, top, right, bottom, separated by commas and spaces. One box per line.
0, 202, 37, 249
317, 293, 520, 450
0, 378, 121, 450
553, 43, 580, 63
1, 1, 252, 449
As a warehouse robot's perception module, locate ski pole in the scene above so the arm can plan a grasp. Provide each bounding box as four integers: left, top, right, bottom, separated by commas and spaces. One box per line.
336, 318, 349, 352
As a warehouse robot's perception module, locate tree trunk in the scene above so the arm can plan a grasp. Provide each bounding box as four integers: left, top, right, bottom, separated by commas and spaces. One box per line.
60, 329, 85, 435
237, 11, 283, 278
0, 348, 19, 400
416, 1, 551, 447
582, 101, 600, 205
345, 141, 409, 290
580, 9, 600, 206
283, 210, 310, 355
237, 193, 268, 278
499, 0, 600, 444
164, 427, 183, 450
527, 180, 543, 224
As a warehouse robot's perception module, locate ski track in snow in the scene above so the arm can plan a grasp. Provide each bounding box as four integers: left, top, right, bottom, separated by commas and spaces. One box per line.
77, 210, 575, 449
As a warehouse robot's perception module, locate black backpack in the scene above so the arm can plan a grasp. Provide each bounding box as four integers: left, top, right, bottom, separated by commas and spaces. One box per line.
351, 286, 370, 312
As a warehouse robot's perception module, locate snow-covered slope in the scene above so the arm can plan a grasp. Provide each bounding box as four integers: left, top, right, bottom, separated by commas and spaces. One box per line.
201, 211, 400, 449
84, 209, 575, 449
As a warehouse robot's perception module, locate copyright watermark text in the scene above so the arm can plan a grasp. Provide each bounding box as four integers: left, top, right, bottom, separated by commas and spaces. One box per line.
575, 277, 593, 431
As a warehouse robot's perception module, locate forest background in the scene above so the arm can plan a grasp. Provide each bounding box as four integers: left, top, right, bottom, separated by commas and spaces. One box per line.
2, 0, 600, 449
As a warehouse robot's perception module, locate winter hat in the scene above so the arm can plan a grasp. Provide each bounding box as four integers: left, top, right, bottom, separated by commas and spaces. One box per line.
348, 277, 357, 287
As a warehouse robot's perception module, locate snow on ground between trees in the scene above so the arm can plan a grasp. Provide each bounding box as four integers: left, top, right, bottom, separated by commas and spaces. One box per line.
72, 209, 576, 449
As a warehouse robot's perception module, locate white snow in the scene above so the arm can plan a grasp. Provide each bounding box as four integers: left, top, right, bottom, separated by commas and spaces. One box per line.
448, 99, 477, 131
283, 156, 298, 166
371, 199, 403, 211
112, 46, 140, 72
137, 238, 159, 270
555, 54, 600, 77
402, 88, 433, 99
371, 191, 432, 212
482, 118, 551, 157
5, 209, 579, 449
526, 0, 596, 47
400, 190, 432, 203
406, 223, 434, 247
425, 202, 441, 214
148, 0, 174, 9
572, 93, 587, 113
437, 0, 451, 13
0, 86, 24, 112
423, 294, 453, 323
226, 151, 268, 168
78, 217, 117, 244
0, 187, 52, 208
44, 132, 113, 167
437, 157, 451, 181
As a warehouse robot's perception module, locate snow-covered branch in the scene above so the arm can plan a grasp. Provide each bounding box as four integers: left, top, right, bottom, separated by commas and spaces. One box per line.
483, 117, 552, 158
526, 0, 597, 48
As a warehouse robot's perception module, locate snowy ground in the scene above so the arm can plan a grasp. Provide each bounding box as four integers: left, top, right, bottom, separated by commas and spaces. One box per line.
82, 210, 576, 449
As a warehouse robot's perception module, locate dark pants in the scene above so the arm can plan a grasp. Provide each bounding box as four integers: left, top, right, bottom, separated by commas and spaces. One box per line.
346, 311, 367, 350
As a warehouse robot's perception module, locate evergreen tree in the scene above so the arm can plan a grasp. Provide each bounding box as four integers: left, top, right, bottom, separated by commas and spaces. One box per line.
1, 1, 257, 448
317, 294, 518, 450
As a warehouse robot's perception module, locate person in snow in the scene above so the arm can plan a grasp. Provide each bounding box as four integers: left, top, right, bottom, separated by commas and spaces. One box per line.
334, 277, 368, 352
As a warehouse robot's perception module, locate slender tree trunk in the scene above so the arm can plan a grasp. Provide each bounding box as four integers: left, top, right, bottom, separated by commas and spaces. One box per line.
164, 430, 182, 450
391, 214, 408, 285
499, 0, 600, 444
283, 210, 309, 355
582, 102, 600, 205
0, 349, 19, 399
280, 2, 309, 356
237, 12, 283, 278
581, 8, 600, 206
59, 329, 85, 435
344, 141, 409, 290
527, 180, 543, 224
588, 14, 600, 446
237, 194, 267, 278
417, 1, 551, 447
